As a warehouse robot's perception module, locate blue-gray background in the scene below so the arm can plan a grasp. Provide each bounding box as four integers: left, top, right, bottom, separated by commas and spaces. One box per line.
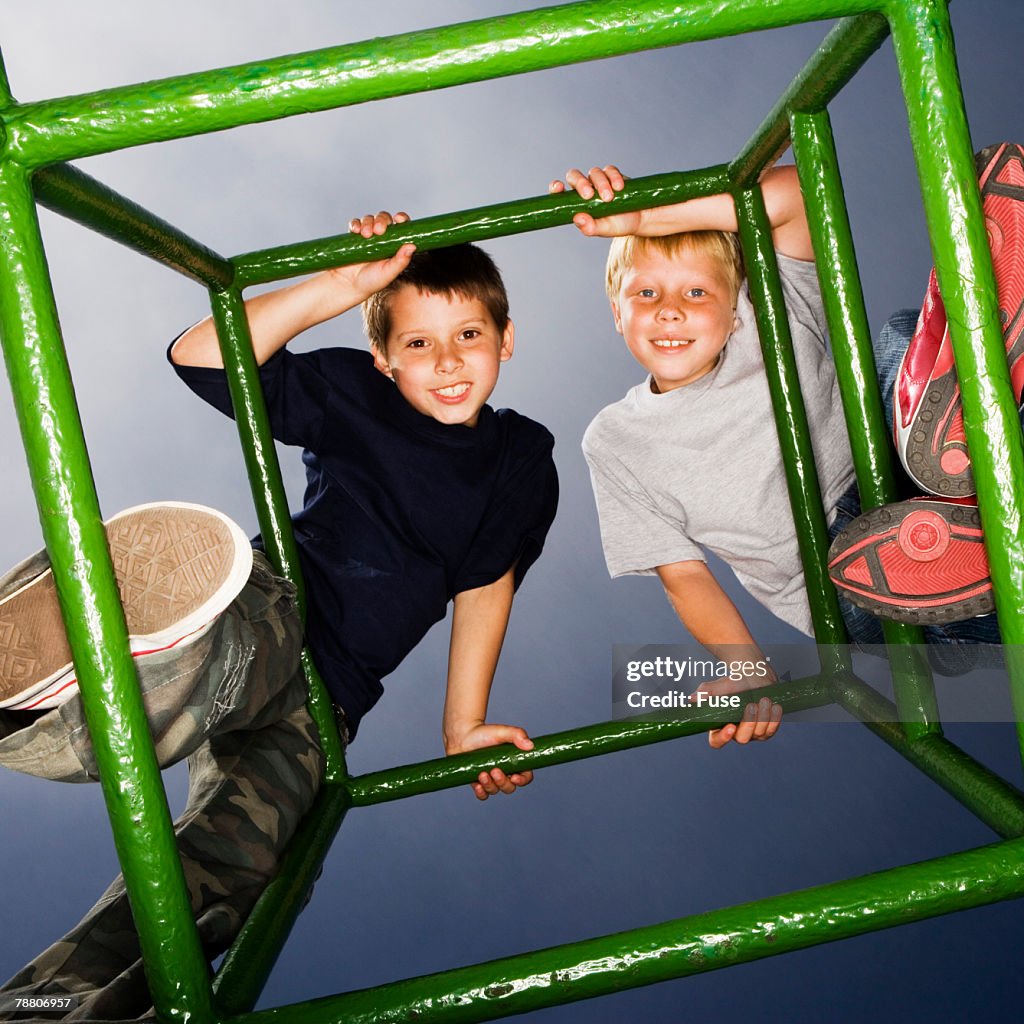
2, 2, 1023, 1020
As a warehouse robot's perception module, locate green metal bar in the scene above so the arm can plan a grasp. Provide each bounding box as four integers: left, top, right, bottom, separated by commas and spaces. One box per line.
0, 159, 214, 1024
733, 185, 849, 652
887, 0, 1024, 760
207, 288, 347, 781
6, 1, 884, 169
214, 784, 352, 1016
348, 675, 833, 806
0, 47, 15, 109
789, 109, 940, 737
229, 836, 1024, 1024
731, 12, 890, 185
836, 674, 1024, 836
233, 167, 732, 288
32, 163, 233, 289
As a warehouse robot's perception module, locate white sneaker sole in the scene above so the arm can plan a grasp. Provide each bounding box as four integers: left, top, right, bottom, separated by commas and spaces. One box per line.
0, 502, 253, 711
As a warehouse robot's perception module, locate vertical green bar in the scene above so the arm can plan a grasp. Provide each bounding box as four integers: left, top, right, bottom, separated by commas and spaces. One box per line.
207, 287, 347, 779
0, 160, 214, 1023
888, 0, 1024, 758
733, 184, 848, 655
790, 109, 940, 738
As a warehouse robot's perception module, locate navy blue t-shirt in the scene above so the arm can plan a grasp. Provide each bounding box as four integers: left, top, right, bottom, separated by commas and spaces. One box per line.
171, 345, 558, 737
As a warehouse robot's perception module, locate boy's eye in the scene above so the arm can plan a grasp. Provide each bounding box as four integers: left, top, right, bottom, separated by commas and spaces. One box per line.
460, 329, 481, 341
407, 338, 428, 349
687, 288, 707, 298
638, 288, 656, 298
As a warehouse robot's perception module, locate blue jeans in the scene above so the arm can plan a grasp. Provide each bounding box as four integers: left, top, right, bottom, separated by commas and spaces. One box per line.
828, 310, 1005, 674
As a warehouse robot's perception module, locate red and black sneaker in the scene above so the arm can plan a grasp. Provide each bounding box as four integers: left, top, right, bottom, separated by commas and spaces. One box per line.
828, 498, 992, 625
893, 142, 1024, 497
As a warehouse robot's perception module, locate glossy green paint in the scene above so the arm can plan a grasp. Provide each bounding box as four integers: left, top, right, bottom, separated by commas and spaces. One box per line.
888, 0, 1024, 760
233, 167, 732, 286
214, 784, 352, 1015
790, 110, 940, 737
6, 0, 883, 169
836, 676, 1024, 837
731, 13, 890, 185
348, 676, 833, 806
33, 163, 233, 288
228, 836, 1024, 1024
734, 186, 848, 650
208, 289, 347, 781
2, 3, 1023, 1023
0, 160, 213, 1024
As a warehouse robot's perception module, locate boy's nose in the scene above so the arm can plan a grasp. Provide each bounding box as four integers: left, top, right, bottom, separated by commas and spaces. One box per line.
657, 304, 683, 320
435, 345, 464, 372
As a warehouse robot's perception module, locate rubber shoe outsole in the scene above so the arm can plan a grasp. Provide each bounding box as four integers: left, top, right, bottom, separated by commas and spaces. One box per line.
894, 142, 1024, 496
0, 502, 253, 711
828, 499, 992, 625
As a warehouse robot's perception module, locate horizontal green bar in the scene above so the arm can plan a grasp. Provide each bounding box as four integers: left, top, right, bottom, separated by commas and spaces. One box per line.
347, 675, 833, 806
7, 0, 883, 168
233, 167, 731, 287
730, 12, 890, 184
228, 836, 1024, 1024
32, 163, 233, 289
214, 785, 351, 1016
836, 675, 1024, 838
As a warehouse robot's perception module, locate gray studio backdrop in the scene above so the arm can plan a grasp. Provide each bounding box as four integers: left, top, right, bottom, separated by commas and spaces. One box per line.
1, 2, 1022, 1021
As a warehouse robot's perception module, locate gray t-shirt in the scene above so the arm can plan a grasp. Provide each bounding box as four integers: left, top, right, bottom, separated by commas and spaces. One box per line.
582, 253, 854, 636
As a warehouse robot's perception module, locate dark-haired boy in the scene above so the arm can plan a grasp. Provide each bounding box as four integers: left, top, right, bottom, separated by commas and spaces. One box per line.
0, 215, 557, 1019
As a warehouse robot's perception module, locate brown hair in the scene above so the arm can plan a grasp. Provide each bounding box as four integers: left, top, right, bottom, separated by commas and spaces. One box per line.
363, 244, 509, 353
605, 231, 744, 304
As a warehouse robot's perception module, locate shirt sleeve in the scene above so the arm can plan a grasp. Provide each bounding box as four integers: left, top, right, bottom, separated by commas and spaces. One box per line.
583, 442, 704, 577
168, 343, 360, 451
776, 253, 829, 349
452, 427, 559, 595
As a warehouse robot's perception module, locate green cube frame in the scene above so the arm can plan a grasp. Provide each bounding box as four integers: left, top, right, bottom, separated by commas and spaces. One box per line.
2, 1, 1023, 1021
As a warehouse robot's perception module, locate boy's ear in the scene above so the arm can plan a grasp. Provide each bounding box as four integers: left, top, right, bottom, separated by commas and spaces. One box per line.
372, 346, 394, 379
499, 319, 515, 362
611, 300, 624, 335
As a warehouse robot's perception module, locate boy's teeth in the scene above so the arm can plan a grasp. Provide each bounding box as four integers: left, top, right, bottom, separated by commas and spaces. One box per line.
436, 383, 470, 397
653, 338, 693, 348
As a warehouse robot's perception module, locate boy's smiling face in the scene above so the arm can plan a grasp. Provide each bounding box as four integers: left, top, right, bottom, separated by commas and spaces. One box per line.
373, 284, 514, 426
612, 245, 738, 393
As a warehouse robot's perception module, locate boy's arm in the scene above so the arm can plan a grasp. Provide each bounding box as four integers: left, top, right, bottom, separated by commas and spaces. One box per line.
443, 565, 536, 801
550, 163, 813, 261
655, 559, 783, 748
170, 212, 416, 368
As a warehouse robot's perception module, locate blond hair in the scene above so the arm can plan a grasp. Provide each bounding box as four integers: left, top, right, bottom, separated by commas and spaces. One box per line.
605, 231, 744, 304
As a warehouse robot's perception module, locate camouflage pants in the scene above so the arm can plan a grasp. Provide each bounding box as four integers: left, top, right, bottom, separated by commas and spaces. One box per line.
0, 551, 326, 1022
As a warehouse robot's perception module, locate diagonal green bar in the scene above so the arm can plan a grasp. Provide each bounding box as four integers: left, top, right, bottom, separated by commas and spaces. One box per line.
32, 163, 233, 288
208, 288, 347, 780
228, 836, 1024, 1024
836, 674, 1024, 836
733, 185, 849, 652
5, 0, 884, 169
0, 159, 214, 1024
789, 109, 940, 737
887, 0, 1024, 761
730, 13, 890, 185
348, 676, 833, 806
214, 784, 352, 1016
233, 167, 732, 287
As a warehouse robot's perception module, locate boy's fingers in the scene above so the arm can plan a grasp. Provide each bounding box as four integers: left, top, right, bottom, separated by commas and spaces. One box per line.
572, 212, 598, 235
587, 166, 616, 202
707, 723, 736, 749
565, 168, 594, 199
548, 179, 566, 194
